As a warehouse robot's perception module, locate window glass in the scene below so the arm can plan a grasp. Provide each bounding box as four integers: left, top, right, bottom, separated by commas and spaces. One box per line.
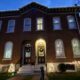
0, 20, 2, 31
72, 38, 80, 58
4, 42, 13, 59
55, 39, 65, 58
23, 18, 31, 31
53, 17, 61, 30
67, 16, 76, 29
7, 20, 15, 33
37, 18, 43, 31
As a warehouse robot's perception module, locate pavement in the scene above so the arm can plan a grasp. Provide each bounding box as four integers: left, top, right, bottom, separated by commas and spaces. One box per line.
8, 74, 48, 80
8, 75, 25, 80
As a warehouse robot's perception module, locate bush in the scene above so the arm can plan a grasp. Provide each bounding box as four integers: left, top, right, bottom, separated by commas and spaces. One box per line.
58, 63, 66, 72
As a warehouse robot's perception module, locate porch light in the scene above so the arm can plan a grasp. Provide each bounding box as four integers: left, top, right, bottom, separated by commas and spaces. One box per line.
8, 63, 15, 75
47, 63, 55, 73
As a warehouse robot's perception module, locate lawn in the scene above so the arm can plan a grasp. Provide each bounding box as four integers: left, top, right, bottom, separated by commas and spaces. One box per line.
0, 73, 33, 80
1, 72, 80, 80
23, 75, 33, 80
48, 72, 80, 80
0, 72, 16, 80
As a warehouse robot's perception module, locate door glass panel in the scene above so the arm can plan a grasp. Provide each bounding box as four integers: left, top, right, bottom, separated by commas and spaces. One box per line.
37, 44, 45, 64
24, 43, 31, 64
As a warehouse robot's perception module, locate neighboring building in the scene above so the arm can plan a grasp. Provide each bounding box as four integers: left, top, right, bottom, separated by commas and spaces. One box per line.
0, 2, 80, 73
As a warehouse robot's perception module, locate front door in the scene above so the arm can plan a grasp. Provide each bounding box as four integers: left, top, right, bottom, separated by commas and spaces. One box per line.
24, 43, 31, 64
38, 45, 45, 64
35, 39, 46, 64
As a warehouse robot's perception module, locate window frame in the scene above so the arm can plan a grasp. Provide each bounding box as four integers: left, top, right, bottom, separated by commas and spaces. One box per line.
67, 15, 77, 29
0, 20, 2, 31
3, 41, 13, 60
72, 38, 80, 58
23, 18, 31, 31
53, 17, 61, 30
55, 39, 65, 58
7, 20, 15, 33
36, 17, 44, 31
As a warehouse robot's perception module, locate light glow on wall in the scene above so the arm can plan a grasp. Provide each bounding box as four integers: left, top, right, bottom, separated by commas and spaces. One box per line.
35, 38, 46, 64
47, 63, 55, 73
8, 63, 15, 73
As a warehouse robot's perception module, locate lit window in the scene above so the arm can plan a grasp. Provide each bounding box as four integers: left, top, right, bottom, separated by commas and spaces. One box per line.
53, 17, 61, 30
67, 15, 76, 29
0, 20, 2, 31
37, 18, 43, 31
3, 42, 13, 59
23, 18, 31, 31
55, 39, 65, 58
7, 20, 15, 33
72, 38, 80, 58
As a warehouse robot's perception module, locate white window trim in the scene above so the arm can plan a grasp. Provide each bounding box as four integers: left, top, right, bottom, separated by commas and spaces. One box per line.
72, 38, 80, 58
23, 18, 31, 31
53, 17, 61, 30
67, 15, 76, 29
55, 39, 66, 58
3, 41, 13, 60
36, 17, 44, 31
7, 20, 15, 33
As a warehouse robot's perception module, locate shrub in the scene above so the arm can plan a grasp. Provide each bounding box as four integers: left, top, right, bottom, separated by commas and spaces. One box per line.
58, 63, 66, 72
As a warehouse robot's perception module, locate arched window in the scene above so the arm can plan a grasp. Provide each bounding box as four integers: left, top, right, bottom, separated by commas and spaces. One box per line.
3, 41, 13, 59
55, 39, 65, 58
72, 38, 80, 58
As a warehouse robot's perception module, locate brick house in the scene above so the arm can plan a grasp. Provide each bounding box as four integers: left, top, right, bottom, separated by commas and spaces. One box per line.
0, 2, 80, 73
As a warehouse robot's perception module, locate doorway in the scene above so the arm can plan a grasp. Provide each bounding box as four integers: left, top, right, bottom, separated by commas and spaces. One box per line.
35, 39, 46, 64
22, 41, 32, 65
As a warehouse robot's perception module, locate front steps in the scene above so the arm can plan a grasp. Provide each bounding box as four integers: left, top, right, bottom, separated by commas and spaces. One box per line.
17, 64, 46, 75
17, 65, 34, 75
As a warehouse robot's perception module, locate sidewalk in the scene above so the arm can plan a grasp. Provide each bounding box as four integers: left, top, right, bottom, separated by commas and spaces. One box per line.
8, 75, 25, 80
8, 74, 48, 80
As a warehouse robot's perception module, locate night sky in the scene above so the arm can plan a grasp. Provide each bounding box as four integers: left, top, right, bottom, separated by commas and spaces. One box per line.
0, 0, 79, 11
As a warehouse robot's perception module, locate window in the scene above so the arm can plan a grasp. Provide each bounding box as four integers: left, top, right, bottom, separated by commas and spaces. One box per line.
23, 18, 31, 31
67, 15, 76, 29
79, 12, 80, 17
7, 20, 15, 33
37, 18, 43, 31
53, 17, 61, 30
72, 38, 80, 58
0, 20, 2, 31
55, 39, 65, 58
3, 42, 13, 59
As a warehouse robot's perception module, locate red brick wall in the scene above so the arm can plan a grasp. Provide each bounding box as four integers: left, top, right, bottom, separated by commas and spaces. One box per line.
0, 8, 80, 65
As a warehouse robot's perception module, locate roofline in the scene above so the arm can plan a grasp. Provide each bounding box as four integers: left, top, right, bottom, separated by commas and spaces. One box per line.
0, 2, 80, 12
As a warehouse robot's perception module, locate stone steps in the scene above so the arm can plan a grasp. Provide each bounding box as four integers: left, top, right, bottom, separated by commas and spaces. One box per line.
17, 64, 46, 75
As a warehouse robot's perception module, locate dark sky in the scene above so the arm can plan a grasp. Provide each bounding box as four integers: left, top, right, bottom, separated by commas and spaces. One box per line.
0, 0, 79, 11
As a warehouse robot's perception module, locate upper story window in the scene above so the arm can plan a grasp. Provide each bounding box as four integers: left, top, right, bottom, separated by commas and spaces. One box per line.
55, 39, 65, 58
0, 20, 2, 31
3, 41, 13, 60
72, 38, 80, 58
7, 20, 15, 33
67, 15, 77, 29
37, 18, 43, 31
23, 18, 31, 31
53, 17, 61, 30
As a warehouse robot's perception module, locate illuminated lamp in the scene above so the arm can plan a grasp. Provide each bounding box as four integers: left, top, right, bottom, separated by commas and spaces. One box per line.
8, 63, 15, 76
47, 63, 55, 73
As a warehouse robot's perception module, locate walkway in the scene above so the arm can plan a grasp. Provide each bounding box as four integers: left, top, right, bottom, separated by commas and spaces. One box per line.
8, 75, 25, 80
8, 74, 48, 80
